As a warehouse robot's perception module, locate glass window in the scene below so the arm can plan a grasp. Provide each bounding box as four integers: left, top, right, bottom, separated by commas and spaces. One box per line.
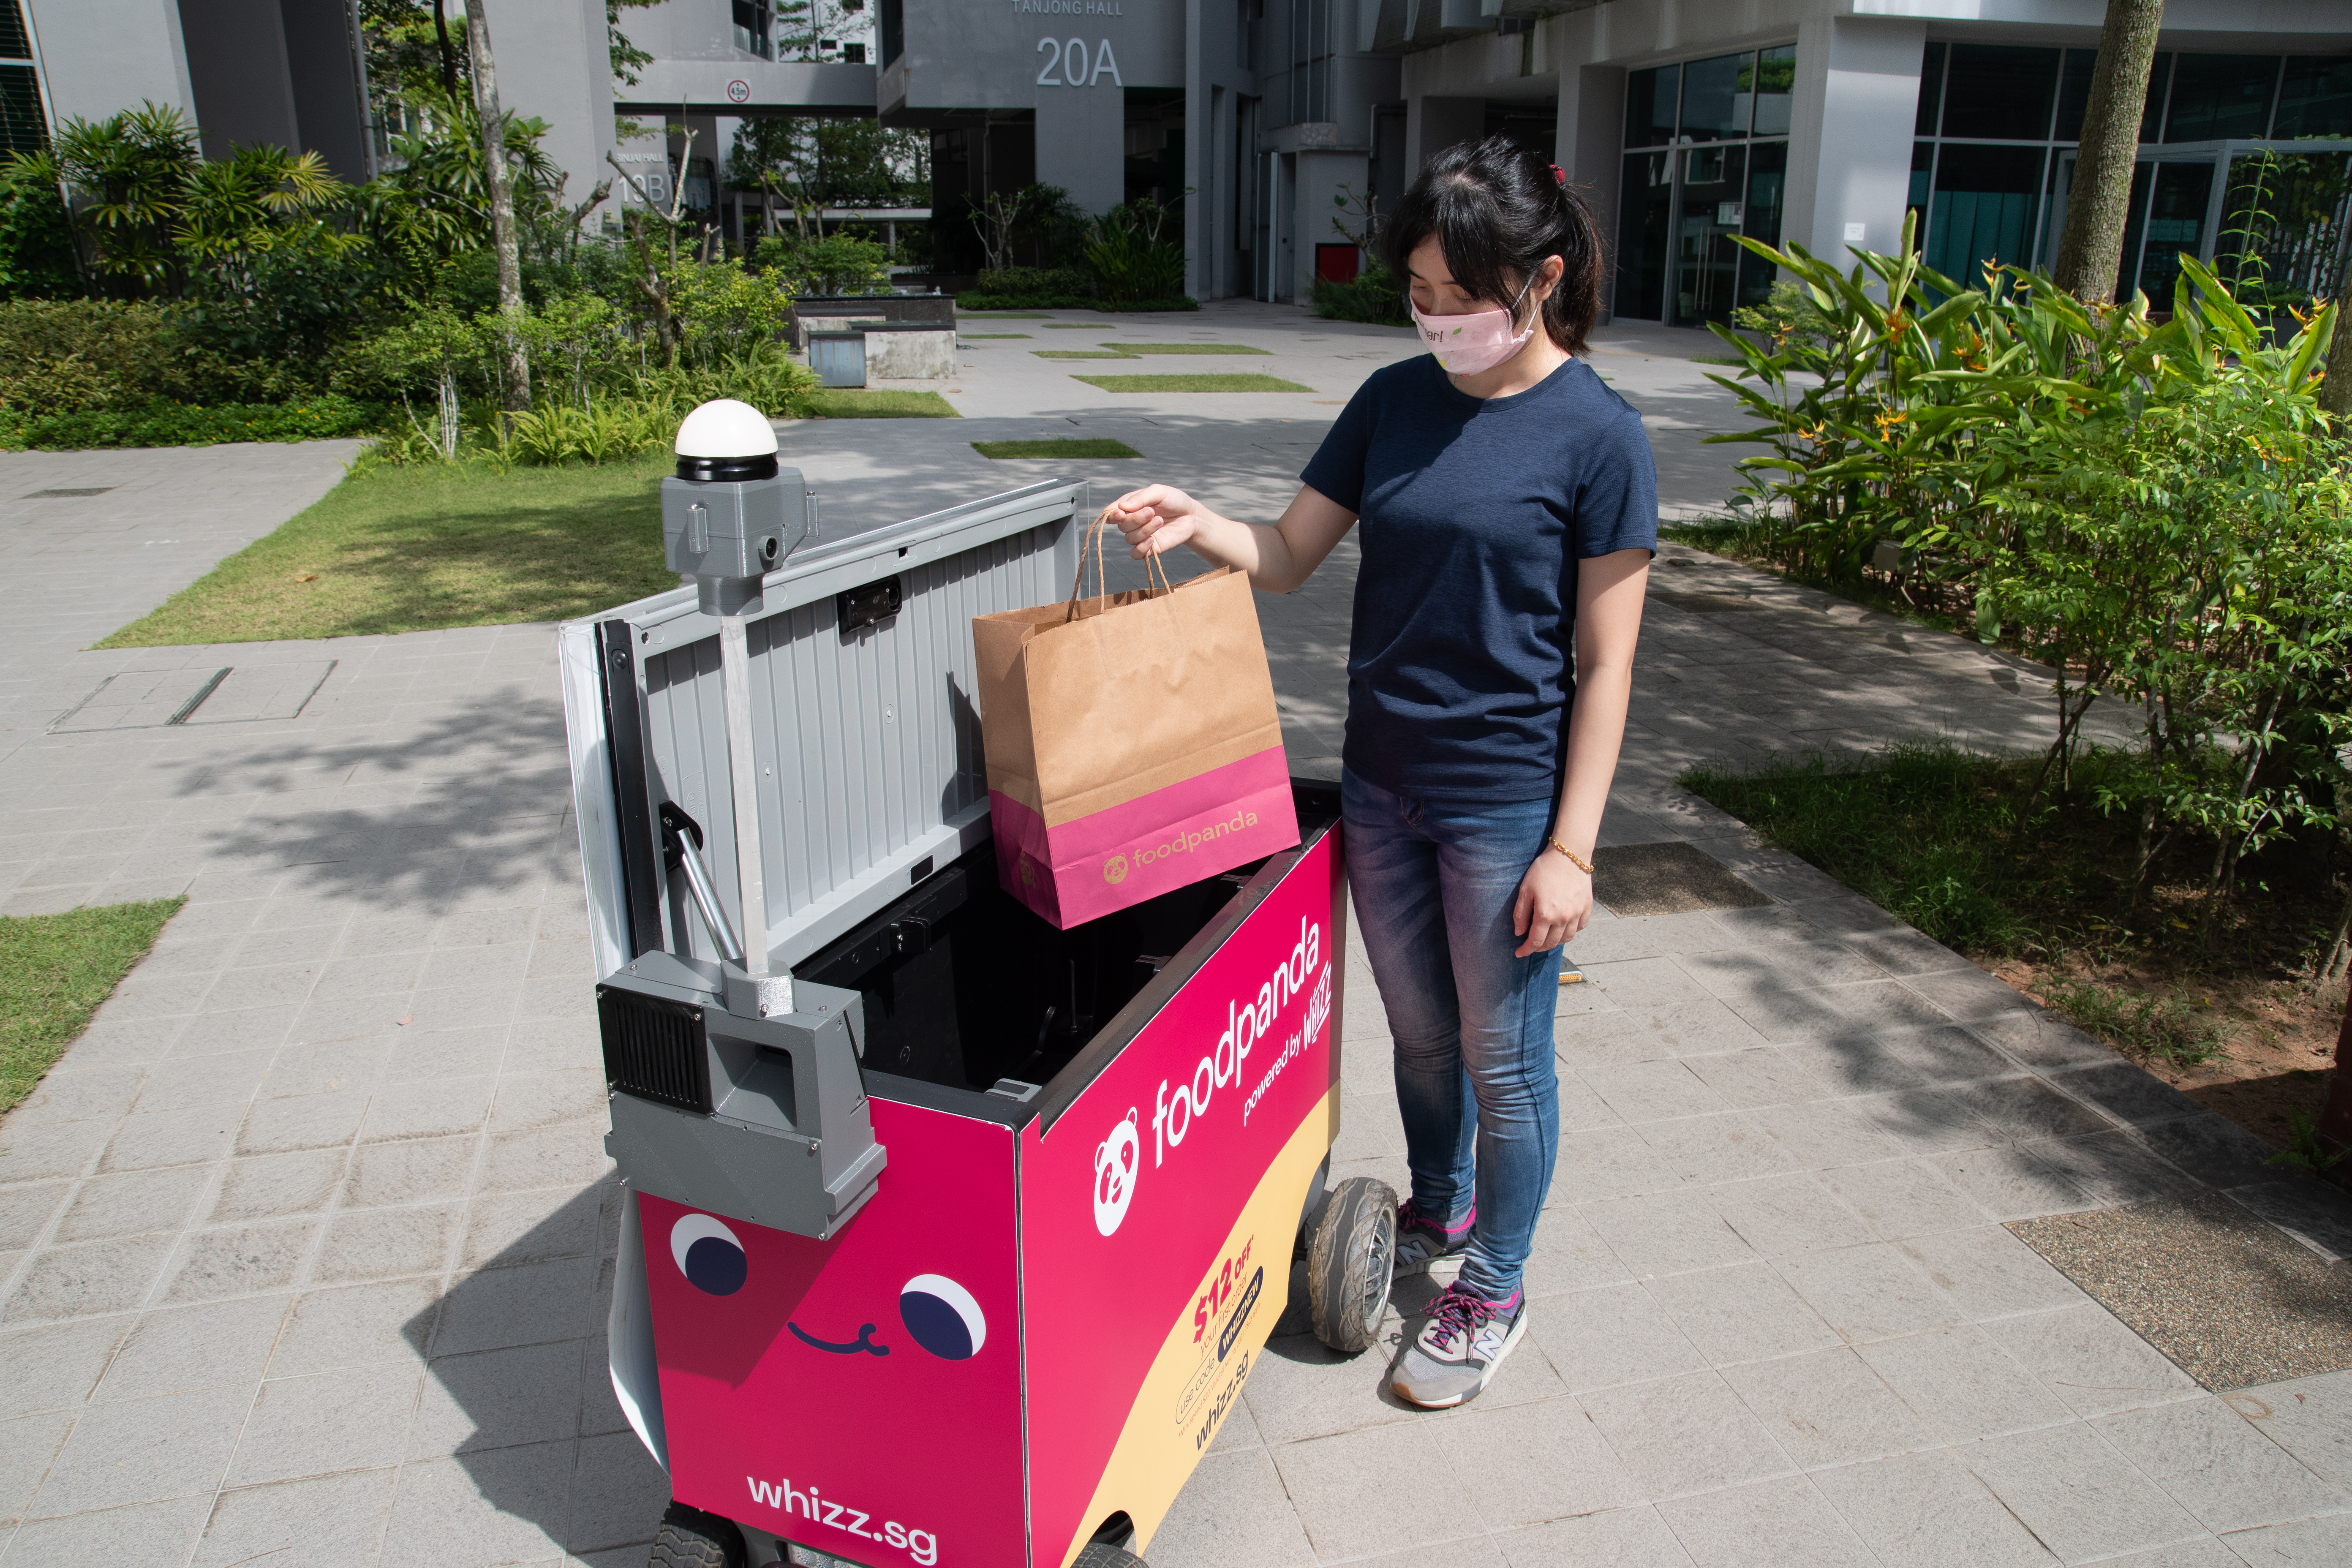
1680, 53, 1753, 142
1908, 141, 1934, 224
1916, 42, 1946, 137
2054, 49, 2174, 143
1615, 150, 1674, 320
1942, 45, 2059, 141
0, 63, 41, 157
1625, 65, 1680, 150
1926, 143, 2046, 284
1748, 46, 1796, 138
1676, 143, 1747, 324
0, 0, 28, 60
733, 0, 773, 60
2164, 55, 2280, 142
1738, 140, 1788, 308
2272, 57, 2352, 140
2134, 161, 2214, 300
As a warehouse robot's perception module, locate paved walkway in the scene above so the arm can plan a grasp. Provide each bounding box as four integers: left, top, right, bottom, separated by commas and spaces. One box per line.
0, 314, 2346, 1567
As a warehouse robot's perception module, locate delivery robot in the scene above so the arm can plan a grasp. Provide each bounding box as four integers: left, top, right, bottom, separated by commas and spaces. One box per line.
558, 403, 1399, 1568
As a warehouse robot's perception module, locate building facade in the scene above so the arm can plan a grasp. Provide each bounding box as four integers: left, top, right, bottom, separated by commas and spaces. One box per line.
15, 0, 2350, 318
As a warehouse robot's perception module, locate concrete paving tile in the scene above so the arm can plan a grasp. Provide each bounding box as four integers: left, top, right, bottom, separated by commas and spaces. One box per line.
378, 1442, 571, 1568
1647, 1259, 1841, 1366
3, 1234, 173, 1323
92, 1293, 291, 1403
1237, 1333, 1414, 1445
1584, 956, 1721, 1011
235, 1087, 370, 1155
1965, 1420, 2206, 1563
409, 1340, 583, 1459
2223, 1374, 2352, 1487
2025, 1130, 2200, 1208
1949, 1076, 2115, 1144
1859, 1324, 2077, 1443
1495, 1505, 1697, 1566
2221, 1511, 2352, 1564
384, 1024, 509, 1084
1876, 1024, 2019, 1084
1899, 1224, 2089, 1321
128, 1048, 275, 1114
1843, 1085, 2007, 1153
226, 1366, 422, 1485
1579, 1368, 1798, 1497
1610, 999, 1777, 1059
268, 1278, 439, 1377
1774, 1241, 1963, 1345
1266, 1422, 1465, 1561
1553, 1124, 1681, 1203
1811, 1447, 2060, 1566
360, 1078, 496, 1143
208, 1149, 346, 1223
1720, 1342, 1936, 1468
314, 1203, 462, 1283
461, 1189, 602, 1272
1774, 1034, 1928, 1094
1579, 1189, 1757, 1277
2, 1495, 213, 1565
565, 1429, 679, 1555
344, 1135, 477, 1209
1928, 1144, 2091, 1223
2047, 1063, 2209, 1131
1525, 1282, 1707, 1394
7, 1064, 147, 1126
2221, 1180, 2352, 1266
189, 1466, 397, 1568
2134, 1115, 2290, 1193
0, 1182, 68, 1250
1973, 1010, 2118, 1073
198, 963, 320, 1015
1424, 1390, 1643, 1527
501, 1020, 599, 1076
51, 1165, 211, 1244
475, 1125, 611, 1197
1836, 926, 1974, 977
1579, 1058, 1730, 1124
1750, 1097, 1906, 1168
45, 1014, 186, 1069
97, 1105, 240, 1172
1637, 1110, 1799, 1186
1148, 1447, 1315, 1568
28, 1383, 253, 1514
2097, 1397, 2352, 1535
0, 1118, 114, 1181
1988, 1303, 2204, 1420
165, 1005, 299, 1057
1656, 1475, 1880, 1567
1522, 1203, 1636, 1298
430, 1255, 598, 1358
2089, 1539, 2245, 1566
0, 1409, 73, 1527
1707, 1173, 1875, 1258
1681, 1045, 1830, 1110
0, 1315, 133, 1418
161, 1219, 317, 1304
258, 1038, 391, 1098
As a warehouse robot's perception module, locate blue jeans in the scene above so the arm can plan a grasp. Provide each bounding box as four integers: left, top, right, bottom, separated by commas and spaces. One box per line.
1341, 768, 1561, 1301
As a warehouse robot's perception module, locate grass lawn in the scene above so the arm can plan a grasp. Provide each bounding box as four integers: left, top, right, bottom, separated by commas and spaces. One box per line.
1043, 324, 1097, 330
1680, 743, 2348, 1151
102, 454, 681, 646
1111, 343, 1271, 355
2, 897, 183, 1116
1072, 374, 1313, 393
1033, 350, 1141, 360
957, 313, 1049, 320
971, 439, 1142, 460
962, 333, 1032, 339
806, 389, 961, 418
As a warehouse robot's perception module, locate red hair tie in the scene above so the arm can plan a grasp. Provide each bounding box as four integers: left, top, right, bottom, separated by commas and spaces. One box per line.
1549, 163, 1567, 186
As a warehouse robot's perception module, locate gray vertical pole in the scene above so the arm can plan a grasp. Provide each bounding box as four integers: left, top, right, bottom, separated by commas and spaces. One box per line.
719, 616, 769, 977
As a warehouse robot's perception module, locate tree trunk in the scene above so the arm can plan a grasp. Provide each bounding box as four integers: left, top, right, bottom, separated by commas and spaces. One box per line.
2051, 0, 2167, 305
433, 0, 460, 103
2321, 270, 2352, 428
2321, 972, 2352, 1188
464, 0, 531, 414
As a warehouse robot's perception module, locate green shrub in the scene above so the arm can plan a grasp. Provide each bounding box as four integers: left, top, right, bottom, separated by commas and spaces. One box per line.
1312, 265, 1407, 326
754, 233, 890, 297
0, 299, 213, 410
0, 166, 78, 301
0, 395, 379, 450
976, 266, 1094, 301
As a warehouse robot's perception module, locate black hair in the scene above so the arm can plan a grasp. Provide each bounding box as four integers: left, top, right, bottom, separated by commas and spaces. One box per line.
1383, 135, 1605, 356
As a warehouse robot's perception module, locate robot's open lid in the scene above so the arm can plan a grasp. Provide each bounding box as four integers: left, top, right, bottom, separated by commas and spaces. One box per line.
559, 481, 1084, 985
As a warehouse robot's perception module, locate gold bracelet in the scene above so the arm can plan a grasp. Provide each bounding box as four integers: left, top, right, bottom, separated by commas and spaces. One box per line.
1546, 835, 1594, 875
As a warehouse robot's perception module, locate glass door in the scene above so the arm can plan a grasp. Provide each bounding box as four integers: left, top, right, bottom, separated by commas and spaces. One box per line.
1674, 145, 1748, 327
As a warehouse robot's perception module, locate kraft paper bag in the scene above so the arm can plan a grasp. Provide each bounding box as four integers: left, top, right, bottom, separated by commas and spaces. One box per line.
973, 523, 1301, 928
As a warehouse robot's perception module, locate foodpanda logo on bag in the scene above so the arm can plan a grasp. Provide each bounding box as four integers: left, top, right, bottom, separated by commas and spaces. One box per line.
1093, 1110, 1141, 1235
1102, 854, 1130, 885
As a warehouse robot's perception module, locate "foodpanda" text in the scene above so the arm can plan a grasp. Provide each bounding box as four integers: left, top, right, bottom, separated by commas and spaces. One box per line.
1153, 917, 1321, 1165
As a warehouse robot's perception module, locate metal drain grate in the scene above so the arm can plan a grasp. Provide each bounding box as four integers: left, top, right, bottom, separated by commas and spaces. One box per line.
50, 660, 336, 732
1592, 841, 1775, 916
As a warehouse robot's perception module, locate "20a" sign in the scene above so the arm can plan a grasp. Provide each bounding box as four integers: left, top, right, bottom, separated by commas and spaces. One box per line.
1036, 37, 1124, 87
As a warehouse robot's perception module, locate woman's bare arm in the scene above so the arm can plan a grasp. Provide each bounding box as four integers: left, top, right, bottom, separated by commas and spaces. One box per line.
1511, 547, 1652, 956
1104, 482, 1358, 594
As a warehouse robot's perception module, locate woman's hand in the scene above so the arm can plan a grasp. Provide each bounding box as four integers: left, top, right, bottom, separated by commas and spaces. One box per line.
1105, 484, 1209, 559
1512, 849, 1593, 958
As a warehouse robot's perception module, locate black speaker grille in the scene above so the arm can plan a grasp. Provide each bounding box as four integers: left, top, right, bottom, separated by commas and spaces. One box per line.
598, 986, 712, 1113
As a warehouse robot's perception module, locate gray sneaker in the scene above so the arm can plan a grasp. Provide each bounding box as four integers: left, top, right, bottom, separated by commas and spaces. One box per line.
1389, 1282, 1526, 1410
1394, 1199, 1473, 1277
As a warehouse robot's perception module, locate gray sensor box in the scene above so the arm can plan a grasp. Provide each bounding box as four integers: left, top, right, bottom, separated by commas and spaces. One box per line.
661, 470, 809, 582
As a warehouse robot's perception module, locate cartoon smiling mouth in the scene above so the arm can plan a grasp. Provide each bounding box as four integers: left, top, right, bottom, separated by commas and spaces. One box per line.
789, 1321, 891, 1356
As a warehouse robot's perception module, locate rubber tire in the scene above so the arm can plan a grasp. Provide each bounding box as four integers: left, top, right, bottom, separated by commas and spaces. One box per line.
1074, 1544, 1150, 1568
1307, 1174, 1398, 1353
651, 1500, 748, 1568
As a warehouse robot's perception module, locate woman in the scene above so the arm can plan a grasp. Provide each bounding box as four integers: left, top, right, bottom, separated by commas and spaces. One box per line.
1105, 136, 1655, 1410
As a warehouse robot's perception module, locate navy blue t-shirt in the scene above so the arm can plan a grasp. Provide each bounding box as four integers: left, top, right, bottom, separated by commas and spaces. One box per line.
1300, 353, 1658, 803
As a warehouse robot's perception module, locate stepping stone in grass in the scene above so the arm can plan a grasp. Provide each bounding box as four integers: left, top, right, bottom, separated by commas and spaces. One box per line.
963, 333, 1032, 339
971, 438, 1142, 460
1072, 374, 1314, 393
1103, 343, 1272, 355
1034, 349, 1142, 359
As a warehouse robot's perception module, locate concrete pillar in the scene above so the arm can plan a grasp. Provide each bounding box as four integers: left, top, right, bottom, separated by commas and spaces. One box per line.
25, 0, 198, 129
1405, 94, 1482, 177
484, 0, 618, 222
1035, 75, 1125, 215
280, 0, 372, 180
1785, 14, 1925, 266
1557, 63, 1622, 318
1293, 148, 1367, 303
176, 0, 300, 160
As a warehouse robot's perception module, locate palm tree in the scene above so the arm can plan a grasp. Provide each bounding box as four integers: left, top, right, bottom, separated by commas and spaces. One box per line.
2050, 0, 2167, 305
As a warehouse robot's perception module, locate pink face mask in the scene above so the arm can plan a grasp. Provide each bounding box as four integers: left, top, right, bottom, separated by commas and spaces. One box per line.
1411, 273, 1540, 376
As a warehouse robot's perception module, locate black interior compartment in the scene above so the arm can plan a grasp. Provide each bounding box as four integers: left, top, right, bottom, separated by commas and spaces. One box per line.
801, 784, 1339, 1096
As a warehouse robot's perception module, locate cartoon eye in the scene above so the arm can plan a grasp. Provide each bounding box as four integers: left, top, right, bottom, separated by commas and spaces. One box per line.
900, 1274, 986, 1359
671, 1212, 747, 1296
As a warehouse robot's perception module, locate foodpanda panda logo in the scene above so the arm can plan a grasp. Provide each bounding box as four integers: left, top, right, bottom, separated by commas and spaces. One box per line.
1102, 854, 1130, 885
1093, 1109, 1140, 1236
